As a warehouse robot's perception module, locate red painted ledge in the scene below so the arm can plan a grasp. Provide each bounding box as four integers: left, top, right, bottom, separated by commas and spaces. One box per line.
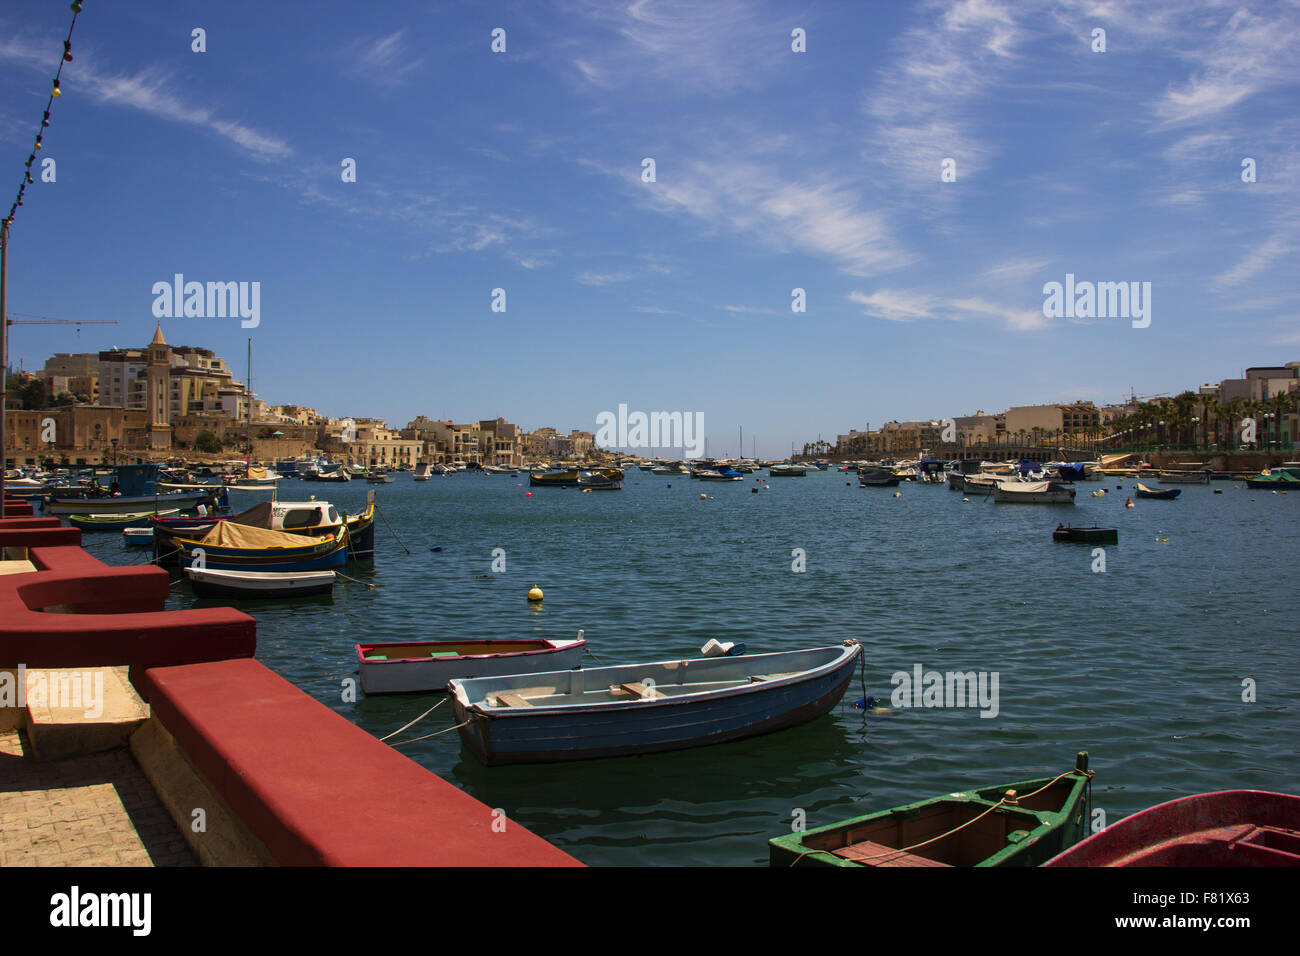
0, 523, 255, 669
136, 658, 582, 867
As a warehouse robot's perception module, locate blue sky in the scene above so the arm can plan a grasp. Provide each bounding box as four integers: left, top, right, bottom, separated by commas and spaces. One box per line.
2, 0, 1297, 458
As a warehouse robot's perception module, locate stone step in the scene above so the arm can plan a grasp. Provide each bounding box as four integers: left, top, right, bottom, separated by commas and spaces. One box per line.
23, 666, 150, 761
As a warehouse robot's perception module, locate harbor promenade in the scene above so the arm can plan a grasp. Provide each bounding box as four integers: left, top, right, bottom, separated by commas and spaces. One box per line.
0, 499, 579, 867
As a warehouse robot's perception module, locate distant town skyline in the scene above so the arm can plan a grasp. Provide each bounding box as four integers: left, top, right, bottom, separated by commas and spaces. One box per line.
3, 1, 1297, 458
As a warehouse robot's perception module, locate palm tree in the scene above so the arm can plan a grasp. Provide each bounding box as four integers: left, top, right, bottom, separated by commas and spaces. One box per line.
1172, 391, 1198, 447
1270, 391, 1293, 449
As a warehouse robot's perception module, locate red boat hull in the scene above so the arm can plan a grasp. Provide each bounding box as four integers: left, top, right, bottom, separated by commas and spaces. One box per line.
1044, 790, 1300, 866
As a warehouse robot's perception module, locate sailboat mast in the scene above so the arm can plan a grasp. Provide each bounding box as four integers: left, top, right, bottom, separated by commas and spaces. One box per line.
246, 337, 252, 462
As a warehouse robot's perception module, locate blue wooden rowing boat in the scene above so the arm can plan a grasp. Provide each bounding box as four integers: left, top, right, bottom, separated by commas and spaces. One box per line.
449, 642, 863, 765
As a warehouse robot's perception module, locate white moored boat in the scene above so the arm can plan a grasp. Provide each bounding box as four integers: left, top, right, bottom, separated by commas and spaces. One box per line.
992, 480, 1076, 504
357, 635, 587, 695
184, 567, 336, 598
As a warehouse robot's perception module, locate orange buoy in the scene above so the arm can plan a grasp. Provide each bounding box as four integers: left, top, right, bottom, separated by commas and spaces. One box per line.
1125, 497, 1134, 508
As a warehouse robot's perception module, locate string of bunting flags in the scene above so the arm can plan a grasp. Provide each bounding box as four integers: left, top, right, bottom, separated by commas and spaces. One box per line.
3, 2, 86, 230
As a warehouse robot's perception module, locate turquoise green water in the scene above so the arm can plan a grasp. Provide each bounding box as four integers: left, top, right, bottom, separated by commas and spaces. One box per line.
84, 470, 1300, 865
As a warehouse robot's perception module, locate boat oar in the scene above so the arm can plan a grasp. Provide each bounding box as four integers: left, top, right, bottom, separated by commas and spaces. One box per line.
374, 501, 411, 555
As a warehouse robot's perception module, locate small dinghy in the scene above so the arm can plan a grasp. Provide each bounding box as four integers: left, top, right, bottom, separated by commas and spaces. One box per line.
1052, 524, 1118, 544
184, 567, 336, 598
859, 468, 901, 487
1135, 482, 1181, 500
122, 526, 155, 548
449, 641, 862, 765
1044, 790, 1300, 867
67, 508, 180, 531
770, 753, 1093, 867
992, 480, 1075, 504
357, 634, 587, 695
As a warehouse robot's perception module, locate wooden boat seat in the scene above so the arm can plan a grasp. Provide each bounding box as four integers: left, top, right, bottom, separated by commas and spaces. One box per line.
492, 692, 533, 707
608, 682, 665, 700
832, 840, 952, 867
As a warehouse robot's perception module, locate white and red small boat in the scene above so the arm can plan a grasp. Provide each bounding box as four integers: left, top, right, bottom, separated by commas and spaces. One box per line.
356, 634, 587, 695
1044, 790, 1300, 866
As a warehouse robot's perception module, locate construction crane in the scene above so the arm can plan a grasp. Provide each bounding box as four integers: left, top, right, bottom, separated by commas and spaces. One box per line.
6, 311, 118, 340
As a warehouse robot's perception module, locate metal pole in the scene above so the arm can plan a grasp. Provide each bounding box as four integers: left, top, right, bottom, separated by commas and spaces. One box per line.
0, 219, 8, 517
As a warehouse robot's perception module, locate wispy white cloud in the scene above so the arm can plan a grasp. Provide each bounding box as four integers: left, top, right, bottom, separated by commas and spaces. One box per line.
564, 0, 794, 95
587, 154, 912, 277
982, 257, 1050, 281
0, 36, 290, 160
1152, 8, 1299, 127
848, 288, 1047, 331
345, 30, 425, 88
577, 270, 638, 286
720, 304, 781, 315
1212, 235, 1297, 291
863, 0, 1023, 185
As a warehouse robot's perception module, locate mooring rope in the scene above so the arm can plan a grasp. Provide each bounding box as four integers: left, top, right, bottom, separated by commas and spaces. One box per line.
387, 719, 470, 747
333, 569, 376, 589
379, 696, 448, 742
374, 502, 411, 555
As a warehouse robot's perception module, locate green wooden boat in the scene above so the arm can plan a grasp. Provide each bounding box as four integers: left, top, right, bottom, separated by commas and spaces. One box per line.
770, 752, 1092, 867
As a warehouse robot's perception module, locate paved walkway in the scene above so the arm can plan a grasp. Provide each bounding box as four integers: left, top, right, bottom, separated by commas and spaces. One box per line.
0, 730, 196, 866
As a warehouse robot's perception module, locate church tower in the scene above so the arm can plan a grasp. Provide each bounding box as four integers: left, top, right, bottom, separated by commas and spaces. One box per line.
146, 324, 173, 451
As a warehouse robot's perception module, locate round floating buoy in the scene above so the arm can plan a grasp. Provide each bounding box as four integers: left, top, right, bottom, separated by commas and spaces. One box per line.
893, 491, 901, 497
666, 483, 672, 488
846, 481, 851, 486
699, 493, 707, 499
1125, 498, 1134, 508
751, 487, 758, 494
1157, 538, 1169, 542
1213, 489, 1223, 494
525, 492, 533, 497
582, 487, 593, 493
527, 585, 543, 602
962, 497, 970, 502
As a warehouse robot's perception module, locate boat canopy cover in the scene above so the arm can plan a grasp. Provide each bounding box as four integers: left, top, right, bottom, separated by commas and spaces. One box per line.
1018, 459, 1044, 475
196, 522, 331, 549
1002, 481, 1053, 493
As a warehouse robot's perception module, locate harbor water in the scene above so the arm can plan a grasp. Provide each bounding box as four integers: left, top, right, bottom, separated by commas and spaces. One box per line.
81, 470, 1300, 866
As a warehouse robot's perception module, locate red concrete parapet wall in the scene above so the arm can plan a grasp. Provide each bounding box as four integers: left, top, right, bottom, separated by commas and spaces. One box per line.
0, 518, 580, 867
136, 659, 581, 866
0, 523, 255, 669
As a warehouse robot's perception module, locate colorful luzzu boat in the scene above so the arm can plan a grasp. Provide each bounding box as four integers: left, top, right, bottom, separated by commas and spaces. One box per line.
170, 522, 349, 573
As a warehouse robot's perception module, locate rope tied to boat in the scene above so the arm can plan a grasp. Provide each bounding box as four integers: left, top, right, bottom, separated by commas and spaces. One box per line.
387, 719, 471, 747
373, 500, 411, 555
379, 696, 448, 742
787, 766, 1095, 867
